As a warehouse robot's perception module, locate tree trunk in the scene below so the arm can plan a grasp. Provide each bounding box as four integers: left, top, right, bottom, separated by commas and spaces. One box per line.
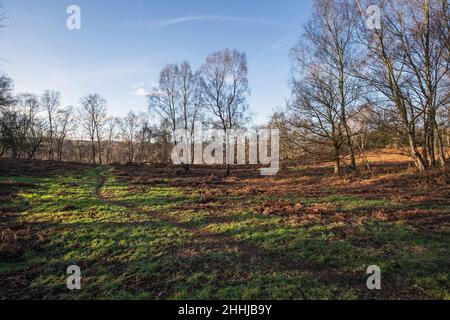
97, 139, 102, 165
407, 131, 427, 171
333, 158, 341, 176
91, 139, 96, 165
226, 164, 231, 176
338, 52, 356, 171
435, 122, 446, 167
427, 123, 436, 167
345, 126, 357, 171
333, 145, 341, 176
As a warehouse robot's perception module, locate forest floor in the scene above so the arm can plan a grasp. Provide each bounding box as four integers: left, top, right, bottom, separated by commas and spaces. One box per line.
0, 154, 449, 300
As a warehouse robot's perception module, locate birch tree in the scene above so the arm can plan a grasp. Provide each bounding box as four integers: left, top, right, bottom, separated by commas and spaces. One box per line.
198, 49, 250, 175
79, 94, 107, 164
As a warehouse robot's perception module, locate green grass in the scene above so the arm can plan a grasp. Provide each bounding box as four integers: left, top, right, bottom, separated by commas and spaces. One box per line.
1, 166, 448, 300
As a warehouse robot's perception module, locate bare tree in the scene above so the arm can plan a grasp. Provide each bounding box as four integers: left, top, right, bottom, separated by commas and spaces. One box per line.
177, 62, 202, 170
79, 94, 107, 164
41, 90, 61, 160
0, 92, 43, 159
356, 0, 449, 170
296, 0, 364, 171
288, 63, 345, 175
148, 61, 201, 171
119, 111, 139, 165
0, 75, 14, 157
409, 0, 449, 168
26, 118, 45, 159
0, 75, 13, 107
198, 49, 250, 175
269, 112, 305, 162
135, 113, 155, 165
285, 0, 369, 175
18, 94, 41, 158
55, 106, 74, 161
104, 117, 119, 164
148, 64, 179, 143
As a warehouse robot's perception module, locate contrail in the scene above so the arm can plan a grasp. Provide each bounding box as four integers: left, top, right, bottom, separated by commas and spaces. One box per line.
254, 30, 300, 60
154, 15, 273, 29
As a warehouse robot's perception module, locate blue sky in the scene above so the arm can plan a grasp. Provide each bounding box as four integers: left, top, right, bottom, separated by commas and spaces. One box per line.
1, 0, 312, 124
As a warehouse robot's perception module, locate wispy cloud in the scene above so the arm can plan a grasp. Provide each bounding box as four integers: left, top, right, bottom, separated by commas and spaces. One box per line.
152, 15, 273, 29
254, 31, 300, 60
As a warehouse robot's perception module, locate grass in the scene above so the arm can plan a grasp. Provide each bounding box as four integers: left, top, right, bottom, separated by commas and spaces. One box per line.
0, 163, 449, 300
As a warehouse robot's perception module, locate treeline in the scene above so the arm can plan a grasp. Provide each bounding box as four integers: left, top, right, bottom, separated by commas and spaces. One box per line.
0, 49, 249, 169
0, 0, 449, 175
272, 0, 449, 174
0, 83, 170, 164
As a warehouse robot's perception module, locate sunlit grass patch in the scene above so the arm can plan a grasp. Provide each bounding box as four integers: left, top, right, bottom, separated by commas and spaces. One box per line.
319, 195, 396, 210
102, 173, 192, 210
172, 271, 358, 300
0, 176, 38, 184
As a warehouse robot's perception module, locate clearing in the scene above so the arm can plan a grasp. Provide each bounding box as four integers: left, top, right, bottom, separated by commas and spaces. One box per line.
0, 156, 449, 300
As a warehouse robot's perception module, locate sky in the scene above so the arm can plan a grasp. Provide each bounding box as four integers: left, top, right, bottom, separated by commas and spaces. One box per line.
0, 0, 313, 125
